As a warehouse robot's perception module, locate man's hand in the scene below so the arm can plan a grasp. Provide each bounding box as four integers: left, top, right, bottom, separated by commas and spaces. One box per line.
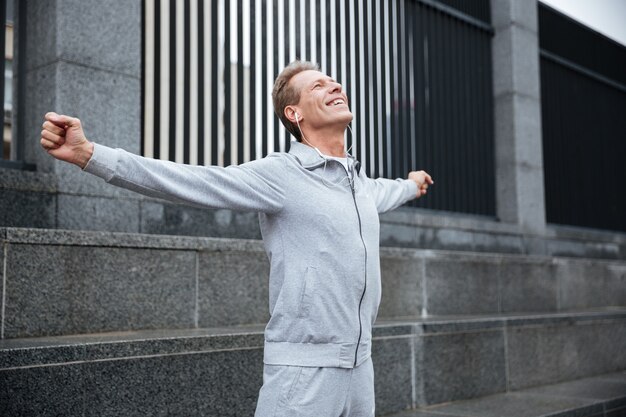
408, 170, 434, 198
41, 112, 94, 169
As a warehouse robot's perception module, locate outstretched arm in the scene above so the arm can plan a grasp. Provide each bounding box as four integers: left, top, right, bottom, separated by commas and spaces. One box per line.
40, 112, 286, 213
365, 170, 434, 213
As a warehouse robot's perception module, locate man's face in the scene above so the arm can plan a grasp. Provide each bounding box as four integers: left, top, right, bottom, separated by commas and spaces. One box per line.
287, 70, 353, 130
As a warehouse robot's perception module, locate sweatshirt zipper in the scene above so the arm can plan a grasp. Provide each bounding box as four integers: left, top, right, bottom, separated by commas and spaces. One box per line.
350, 180, 367, 367
327, 158, 368, 367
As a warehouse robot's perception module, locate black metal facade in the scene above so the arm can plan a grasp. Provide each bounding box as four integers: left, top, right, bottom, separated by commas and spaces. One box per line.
0, 0, 31, 170
539, 4, 626, 232
142, 0, 495, 216
398, 0, 495, 215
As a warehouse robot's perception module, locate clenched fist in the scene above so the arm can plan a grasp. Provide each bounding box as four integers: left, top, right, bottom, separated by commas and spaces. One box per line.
41, 112, 93, 168
408, 170, 434, 197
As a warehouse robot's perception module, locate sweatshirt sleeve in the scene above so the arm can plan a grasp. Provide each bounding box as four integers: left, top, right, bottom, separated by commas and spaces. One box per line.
83, 143, 286, 214
363, 177, 418, 213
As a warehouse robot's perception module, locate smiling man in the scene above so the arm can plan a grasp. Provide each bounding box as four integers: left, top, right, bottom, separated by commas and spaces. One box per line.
40, 60, 433, 417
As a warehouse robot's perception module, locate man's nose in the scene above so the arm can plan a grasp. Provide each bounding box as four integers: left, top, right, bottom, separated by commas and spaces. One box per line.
329, 82, 342, 94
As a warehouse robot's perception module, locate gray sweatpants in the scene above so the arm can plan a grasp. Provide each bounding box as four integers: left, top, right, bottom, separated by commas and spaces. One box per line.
254, 356, 376, 417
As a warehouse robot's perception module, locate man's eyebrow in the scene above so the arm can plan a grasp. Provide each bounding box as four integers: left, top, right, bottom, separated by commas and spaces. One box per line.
310, 77, 335, 86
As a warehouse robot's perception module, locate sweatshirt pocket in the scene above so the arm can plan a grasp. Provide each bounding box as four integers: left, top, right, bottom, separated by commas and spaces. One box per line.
297, 266, 317, 318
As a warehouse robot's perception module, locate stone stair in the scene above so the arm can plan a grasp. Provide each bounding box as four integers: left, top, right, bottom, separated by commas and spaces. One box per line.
387, 371, 626, 417
1, 227, 625, 416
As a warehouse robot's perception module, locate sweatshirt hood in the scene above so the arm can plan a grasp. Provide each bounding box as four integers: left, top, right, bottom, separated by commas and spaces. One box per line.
288, 140, 359, 172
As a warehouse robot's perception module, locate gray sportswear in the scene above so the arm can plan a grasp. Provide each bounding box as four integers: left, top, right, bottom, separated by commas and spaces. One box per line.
84, 140, 418, 368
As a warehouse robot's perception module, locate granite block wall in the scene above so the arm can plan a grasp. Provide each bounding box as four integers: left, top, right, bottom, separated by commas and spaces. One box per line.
1, 313, 625, 415
2, 229, 625, 339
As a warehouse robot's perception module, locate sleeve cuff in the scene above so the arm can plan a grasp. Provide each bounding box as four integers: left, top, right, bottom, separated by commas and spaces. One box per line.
402, 178, 418, 199
82, 142, 118, 182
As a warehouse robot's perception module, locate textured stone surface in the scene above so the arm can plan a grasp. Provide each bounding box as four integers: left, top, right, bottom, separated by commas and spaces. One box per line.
491, 0, 539, 32
491, 0, 546, 235
372, 336, 414, 415
372, 322, 418, 337
425, 256, 500, 315
494, 234, 526, 254
0, 168, 57, 192
379, 222, 418, 248
506, 319, 626, 390
420, 391, 604, 417
548, 225, 626, 262
81, 349, 263, 417
0, 363, 84, 417
391, 371, 626, 416
433, 229, 475, 252
511, 96, 543, 169
499, 258, 557, 313
546, 239, 592, 259
3, 244, 196, 338
391, 412, 459, 417
0, 348, 264, 417
0, 343, 84, 370
418, 329, 507, 405
24, 0, 140, 77
22, 64, 58, 169
521, 374, 626, 402
23, 61, 141, 195
56, 0, 141, 77
420, 317, 503, 335
54, 60, 141, 192
0, 190, 56, 229
2, 227, 266, 251
0, 326, 266, 369
57, 194, 140, 233
22, 0, 58, 72
1, 314, 625, 416
492, 27, 541, 100
378, 253, 424, 318
504, 310, 626, 327
57, 195, 140, 233
545, 236, 626, 259
141, 202, 262, 239
20, 0, 179, 234
556, 259, 626, 310
493, 93, 546, 232
197, 249, 271, 327
412, 227, 436, 249
381, 210, 530, 255
521, 235, 548, 256
474, 232, 507, 253
607, 407, 626, 417
13, 314, 598, 370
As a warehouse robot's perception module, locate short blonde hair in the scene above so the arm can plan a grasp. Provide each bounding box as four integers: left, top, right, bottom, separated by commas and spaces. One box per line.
272, 60, 320, 141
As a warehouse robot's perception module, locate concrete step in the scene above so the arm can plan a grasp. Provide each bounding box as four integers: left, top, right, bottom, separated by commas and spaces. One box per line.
2, 227, 625, 339
1, 310, 625, 416
387, 371, 626, 417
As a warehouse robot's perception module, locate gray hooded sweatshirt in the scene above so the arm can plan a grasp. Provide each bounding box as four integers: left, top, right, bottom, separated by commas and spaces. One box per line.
84, 140, 417, 368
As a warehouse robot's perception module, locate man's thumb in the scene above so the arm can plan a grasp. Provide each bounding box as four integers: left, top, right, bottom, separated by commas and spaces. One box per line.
45, 112, 79, 128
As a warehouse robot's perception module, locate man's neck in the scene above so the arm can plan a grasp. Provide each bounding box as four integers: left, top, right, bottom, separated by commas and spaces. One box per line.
300, 126, 347, 157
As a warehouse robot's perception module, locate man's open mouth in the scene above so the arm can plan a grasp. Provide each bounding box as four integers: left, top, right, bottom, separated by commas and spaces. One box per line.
327, 98, 346, 106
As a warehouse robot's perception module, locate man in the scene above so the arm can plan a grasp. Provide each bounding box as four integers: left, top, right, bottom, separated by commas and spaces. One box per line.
40, 60, 433, 417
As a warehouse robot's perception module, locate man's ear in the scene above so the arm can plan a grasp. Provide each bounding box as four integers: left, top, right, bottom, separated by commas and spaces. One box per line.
285, 106, 300, 123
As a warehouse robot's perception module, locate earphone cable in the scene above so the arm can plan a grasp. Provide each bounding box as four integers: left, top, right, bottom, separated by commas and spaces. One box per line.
295, 114, 356, 188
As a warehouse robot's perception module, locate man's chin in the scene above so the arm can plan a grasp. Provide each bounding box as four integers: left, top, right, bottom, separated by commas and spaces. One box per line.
333, 110, 353, 124
317, 110, 353, 127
